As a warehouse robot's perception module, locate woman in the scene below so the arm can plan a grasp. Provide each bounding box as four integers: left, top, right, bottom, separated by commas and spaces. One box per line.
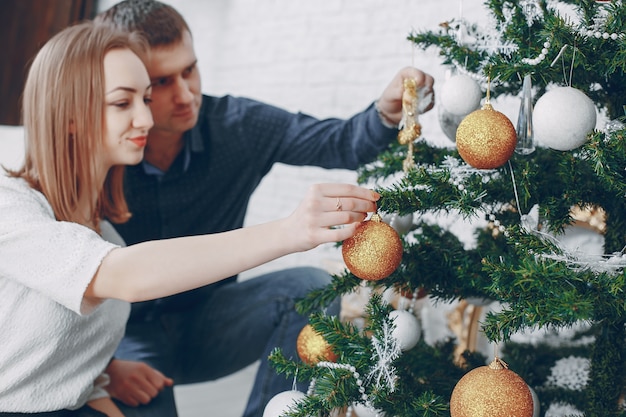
0, 22, 379, 416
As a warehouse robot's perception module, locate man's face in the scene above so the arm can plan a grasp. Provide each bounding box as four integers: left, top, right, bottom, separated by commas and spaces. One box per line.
146, 30, 202, 137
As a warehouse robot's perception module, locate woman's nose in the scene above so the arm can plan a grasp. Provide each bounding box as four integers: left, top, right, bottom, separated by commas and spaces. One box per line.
134, 102, 154, 130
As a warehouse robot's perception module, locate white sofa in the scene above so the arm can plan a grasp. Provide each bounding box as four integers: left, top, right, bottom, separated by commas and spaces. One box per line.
0, 125, 25, 171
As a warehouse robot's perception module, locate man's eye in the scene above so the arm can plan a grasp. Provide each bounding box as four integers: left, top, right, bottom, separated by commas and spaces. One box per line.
183, 66, 194, 77
152, 78, 169, 87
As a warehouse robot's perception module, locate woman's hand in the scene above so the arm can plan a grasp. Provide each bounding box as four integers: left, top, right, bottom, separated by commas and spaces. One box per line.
283, 183, 380, 252
91, 183, 380, 303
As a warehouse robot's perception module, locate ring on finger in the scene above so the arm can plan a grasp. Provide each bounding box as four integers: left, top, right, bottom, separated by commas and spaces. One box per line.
336, 198, 343, 211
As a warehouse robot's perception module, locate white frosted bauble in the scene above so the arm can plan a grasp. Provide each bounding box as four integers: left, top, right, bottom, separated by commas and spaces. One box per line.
440, 74, 482, 116
381, 212, 413, 235
530, 386, 541, 417
351, 403, 386, 417
464, 296, 494, 306
533, 86, 596, 151
381, 287, 396, 305
389, 310, 421, 351
263, 390, 306, 417
390, 213, 413, 235
438, 105, 466, 142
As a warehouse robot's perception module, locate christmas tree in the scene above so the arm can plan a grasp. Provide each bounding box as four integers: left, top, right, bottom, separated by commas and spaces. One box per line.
267, 1, 625, 416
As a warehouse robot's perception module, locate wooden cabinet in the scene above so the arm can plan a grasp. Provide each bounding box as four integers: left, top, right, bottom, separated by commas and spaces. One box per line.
0, 0, 97, 126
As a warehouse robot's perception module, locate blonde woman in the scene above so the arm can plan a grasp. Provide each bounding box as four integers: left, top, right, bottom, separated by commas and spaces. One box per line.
0, 21, 379, 416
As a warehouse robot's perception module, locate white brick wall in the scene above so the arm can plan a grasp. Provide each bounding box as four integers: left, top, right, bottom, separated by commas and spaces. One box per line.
0, 2, 517, 415
2, 0, 500, 278
152, 0, 493, 278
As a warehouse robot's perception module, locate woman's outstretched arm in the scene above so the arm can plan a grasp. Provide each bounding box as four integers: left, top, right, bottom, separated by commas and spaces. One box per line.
87, 183, 379, 303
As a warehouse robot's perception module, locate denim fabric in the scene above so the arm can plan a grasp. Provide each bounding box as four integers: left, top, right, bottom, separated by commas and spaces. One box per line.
113, 267, 340, 417
111, 94, 386, 417
0, 406, 107, 417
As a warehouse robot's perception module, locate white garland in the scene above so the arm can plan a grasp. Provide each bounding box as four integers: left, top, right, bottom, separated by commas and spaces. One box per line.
315, 361, 371, 405
452, 1, 625, 69
545, 355, 590, 391
367, 320, 401, 393
540, 251, 626, 276
314, 322, 404, 415
545, 402, 584, 417
519, 0, 544, 27
517, 203, 626, 275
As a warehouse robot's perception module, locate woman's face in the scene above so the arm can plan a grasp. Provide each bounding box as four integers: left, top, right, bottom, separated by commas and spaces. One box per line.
102, 48, 153, 169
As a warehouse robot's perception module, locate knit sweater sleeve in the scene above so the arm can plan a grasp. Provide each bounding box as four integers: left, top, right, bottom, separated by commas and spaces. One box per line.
0, 175, 118, 315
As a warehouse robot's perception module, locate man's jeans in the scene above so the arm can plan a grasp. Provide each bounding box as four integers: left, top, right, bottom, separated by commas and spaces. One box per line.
114, 266, 340, 417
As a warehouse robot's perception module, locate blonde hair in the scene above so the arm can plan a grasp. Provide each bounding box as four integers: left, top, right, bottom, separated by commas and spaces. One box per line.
10, 21, 147, 231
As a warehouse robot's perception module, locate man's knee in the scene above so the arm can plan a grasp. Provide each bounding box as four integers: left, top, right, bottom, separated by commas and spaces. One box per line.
274, 266, 332, 294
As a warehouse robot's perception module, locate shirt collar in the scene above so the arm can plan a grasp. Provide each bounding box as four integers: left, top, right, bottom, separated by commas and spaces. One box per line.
141, 130, 197, 177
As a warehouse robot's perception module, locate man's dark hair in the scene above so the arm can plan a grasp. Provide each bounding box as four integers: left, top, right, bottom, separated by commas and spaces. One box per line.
95, 0, 190, 46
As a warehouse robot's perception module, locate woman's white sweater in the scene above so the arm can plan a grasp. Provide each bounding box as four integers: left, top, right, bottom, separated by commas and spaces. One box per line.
0, 174, 129, 412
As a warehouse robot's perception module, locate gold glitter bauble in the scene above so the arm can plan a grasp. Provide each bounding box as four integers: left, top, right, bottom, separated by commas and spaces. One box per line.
296, 324, 338, 365
456, 103, 517, 169
342, 213, 403, 281
450, 358, 534, 417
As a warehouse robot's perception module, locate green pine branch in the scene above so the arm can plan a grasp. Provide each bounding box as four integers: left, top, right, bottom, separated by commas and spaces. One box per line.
275, 2, 626, 416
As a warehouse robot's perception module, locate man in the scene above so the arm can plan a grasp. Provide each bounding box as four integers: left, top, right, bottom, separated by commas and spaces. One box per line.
95, 1, 435, 416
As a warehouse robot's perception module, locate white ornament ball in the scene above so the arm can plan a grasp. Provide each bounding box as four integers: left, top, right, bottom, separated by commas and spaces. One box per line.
440, 74, 482, 116
465, 296, 494, 307
381, 212, 413, 235
351, 403, 386, 417
389, 310, 421, 351
533, 86, 597, 151
438, 104, 466, 142
530, 385, 541, 417
263, 390, 306, 417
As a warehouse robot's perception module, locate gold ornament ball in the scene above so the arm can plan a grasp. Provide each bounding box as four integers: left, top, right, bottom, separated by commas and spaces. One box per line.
450, 358, 534, 417
296, 324, 338, 365
342, 213, 403, 281
456, 103, 517, 169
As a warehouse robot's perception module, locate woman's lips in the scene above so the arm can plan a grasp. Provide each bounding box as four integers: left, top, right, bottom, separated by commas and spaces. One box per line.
129, 136, 147, 147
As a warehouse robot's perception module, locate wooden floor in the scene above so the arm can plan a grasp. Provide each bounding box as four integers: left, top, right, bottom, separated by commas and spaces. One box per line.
175, 362, 258, 417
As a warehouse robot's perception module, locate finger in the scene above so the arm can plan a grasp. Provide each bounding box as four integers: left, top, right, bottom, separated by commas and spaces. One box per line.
147, 369, 174, 390
416, 72, 435, 90
401, 70, 435, 112
121, 392, 144, 407
397, 68, 434, 94
133, 390, 153, 405
324, 222, 360, 242
327, 196, 377, 214
316, 210, 369, 229
314, 183, 380, 201
131, 374, 161, 399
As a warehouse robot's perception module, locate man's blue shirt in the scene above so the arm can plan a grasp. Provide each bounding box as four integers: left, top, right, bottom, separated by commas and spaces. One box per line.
111, 94, 396, 315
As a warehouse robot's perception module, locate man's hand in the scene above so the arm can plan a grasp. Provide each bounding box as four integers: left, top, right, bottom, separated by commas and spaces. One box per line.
106, 359, 174, 406
377, 66, 435, 126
